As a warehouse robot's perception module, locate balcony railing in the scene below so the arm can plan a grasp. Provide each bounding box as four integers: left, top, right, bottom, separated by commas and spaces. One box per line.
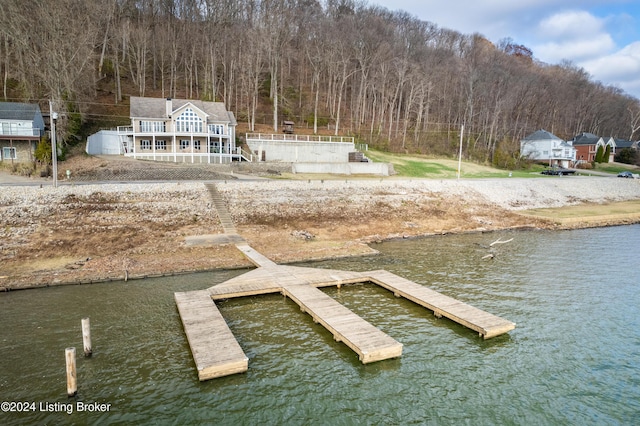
117, 125, 228, 137
245, 133, 354, 143
0, 128, 41, 137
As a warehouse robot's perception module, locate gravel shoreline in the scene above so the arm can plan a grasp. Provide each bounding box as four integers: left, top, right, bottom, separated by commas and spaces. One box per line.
2, 176, 640, 290
3, 173, 639, 214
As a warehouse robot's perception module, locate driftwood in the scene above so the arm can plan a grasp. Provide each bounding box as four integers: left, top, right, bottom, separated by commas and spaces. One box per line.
482, 237, 514, 260
489, 237, 514, 247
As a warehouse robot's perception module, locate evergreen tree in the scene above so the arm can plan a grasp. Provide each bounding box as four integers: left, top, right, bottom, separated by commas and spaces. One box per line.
595, 145, 604, 163
603, 145, 611, 163
34, 137, 52, 165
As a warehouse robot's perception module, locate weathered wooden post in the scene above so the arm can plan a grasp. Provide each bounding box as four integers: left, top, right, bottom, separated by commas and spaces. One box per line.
81, 317, 92, 357
65, 347, 77, 397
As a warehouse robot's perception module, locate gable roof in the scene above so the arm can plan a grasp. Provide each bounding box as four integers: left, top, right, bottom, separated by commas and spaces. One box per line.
571, 132, 601, 145
0, 102, 43, 121
521, 129, 562, 141
615, 139, 635, 149
130, 97, 236, 124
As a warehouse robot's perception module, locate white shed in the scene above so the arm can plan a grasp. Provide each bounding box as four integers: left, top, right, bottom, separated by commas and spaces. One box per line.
86, 130, 123, 155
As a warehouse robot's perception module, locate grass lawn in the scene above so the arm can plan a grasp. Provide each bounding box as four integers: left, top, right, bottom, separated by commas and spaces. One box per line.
364, 150, 545, 179
520, 200, 640, 224
593, 163, 640, 174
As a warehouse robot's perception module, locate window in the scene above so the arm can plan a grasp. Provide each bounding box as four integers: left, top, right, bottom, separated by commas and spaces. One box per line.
193, 140, 201, 151
180, 140, 190, 150
208, 124, 224, 135
141, 140, 151, 150
155, 140, 167, 150
2, 147, 17, 159
140, 121, 165, 133
175, 108, 203, 133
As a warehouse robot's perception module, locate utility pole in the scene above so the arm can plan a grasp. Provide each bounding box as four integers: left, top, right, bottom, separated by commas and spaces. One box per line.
49, 101, 58, 188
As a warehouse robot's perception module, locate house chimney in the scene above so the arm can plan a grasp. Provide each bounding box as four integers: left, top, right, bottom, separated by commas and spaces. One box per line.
166, 98, 172, 117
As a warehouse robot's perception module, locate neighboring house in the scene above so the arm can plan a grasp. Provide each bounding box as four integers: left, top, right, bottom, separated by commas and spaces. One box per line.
520, 129, 576, 168
117, 97, 240, 164
613, 138, 638, 151
571, 132, 616, 163
0, 102, 45, 164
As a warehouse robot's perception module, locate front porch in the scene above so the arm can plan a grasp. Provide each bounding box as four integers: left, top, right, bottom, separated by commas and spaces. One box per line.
117, 126, 250, 164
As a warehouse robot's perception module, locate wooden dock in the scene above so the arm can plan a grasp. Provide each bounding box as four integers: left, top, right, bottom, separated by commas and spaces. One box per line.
175, 290, 248, 381
177, 263, 516, 379
366, 270, 516, 339
282, 283, 402, 363
175, 182, 515, 380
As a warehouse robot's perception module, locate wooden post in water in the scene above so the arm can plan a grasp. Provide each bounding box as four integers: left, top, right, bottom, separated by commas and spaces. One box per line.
81, 317, 92, 357
65, 347, 77, 397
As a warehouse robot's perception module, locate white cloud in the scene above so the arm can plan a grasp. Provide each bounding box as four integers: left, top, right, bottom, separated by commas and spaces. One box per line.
581, 42, 640, 96
535, 35, 615, 63
532, 11, 615, 62
537, 10, 605, 39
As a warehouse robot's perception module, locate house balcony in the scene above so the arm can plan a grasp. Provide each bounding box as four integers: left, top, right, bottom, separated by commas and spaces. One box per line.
0, 128, 42, 139
117, 126, 229, 138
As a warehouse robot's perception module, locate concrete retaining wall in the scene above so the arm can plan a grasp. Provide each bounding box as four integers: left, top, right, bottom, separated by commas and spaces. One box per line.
245, 140, 355, 163
292, 162, 390, 176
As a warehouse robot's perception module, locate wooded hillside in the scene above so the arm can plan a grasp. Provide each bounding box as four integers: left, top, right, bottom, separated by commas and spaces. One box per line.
2, 0, 640, 166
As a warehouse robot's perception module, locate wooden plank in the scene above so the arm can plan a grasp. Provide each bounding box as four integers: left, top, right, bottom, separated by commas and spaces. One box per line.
208, 265, 370, 300
366, 270, 515, 339
235, 243, 277, 268
175, 290, 248, 381
282, 284, 402, 363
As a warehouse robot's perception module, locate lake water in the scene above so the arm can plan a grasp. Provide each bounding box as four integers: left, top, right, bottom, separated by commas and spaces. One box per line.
1, 225, 639, 425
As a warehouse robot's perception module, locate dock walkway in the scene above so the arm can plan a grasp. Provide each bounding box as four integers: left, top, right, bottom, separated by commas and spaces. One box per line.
367, 270, 516, 339
282, 284, 402, 363
174, 290, 248, 381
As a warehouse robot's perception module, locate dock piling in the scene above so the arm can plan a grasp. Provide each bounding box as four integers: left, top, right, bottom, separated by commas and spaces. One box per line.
82, 317, 92, 357
65, 347, 77, 397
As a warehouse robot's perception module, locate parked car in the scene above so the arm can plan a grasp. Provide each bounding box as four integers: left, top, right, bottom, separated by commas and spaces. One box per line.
617, 171, 634, 178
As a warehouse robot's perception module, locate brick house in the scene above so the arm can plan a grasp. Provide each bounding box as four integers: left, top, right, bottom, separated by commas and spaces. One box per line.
571, 132, 616, 163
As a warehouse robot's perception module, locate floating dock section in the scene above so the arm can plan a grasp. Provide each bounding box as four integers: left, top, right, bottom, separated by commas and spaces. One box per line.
366, 270, 516, 339
175, 290, 248, 381
282, 283, 402, 363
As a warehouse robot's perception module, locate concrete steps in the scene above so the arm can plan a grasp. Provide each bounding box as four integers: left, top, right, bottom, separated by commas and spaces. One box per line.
205, 183, 238, 235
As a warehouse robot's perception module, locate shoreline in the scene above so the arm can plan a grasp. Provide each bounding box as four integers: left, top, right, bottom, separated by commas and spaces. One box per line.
2, 220, 639, 292
2, 177, 640, 291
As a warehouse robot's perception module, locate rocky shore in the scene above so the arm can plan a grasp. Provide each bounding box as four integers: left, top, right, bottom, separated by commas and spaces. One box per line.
2, 176, 640, 290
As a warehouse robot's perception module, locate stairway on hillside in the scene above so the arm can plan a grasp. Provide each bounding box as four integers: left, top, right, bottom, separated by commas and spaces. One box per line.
205, 183, 239, 236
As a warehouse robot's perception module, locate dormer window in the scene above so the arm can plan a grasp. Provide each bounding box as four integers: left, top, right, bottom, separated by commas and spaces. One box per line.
175, 108, 203, 133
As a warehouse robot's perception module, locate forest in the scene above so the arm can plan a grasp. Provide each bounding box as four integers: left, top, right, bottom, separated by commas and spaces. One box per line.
2, 0, 640, 167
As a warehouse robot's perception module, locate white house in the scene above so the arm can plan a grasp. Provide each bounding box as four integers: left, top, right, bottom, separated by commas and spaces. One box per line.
117, 97, 241, 164
520, 129, 576, 168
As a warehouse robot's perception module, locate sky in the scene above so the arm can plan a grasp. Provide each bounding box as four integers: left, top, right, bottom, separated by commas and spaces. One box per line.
371, 0, 640, 99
